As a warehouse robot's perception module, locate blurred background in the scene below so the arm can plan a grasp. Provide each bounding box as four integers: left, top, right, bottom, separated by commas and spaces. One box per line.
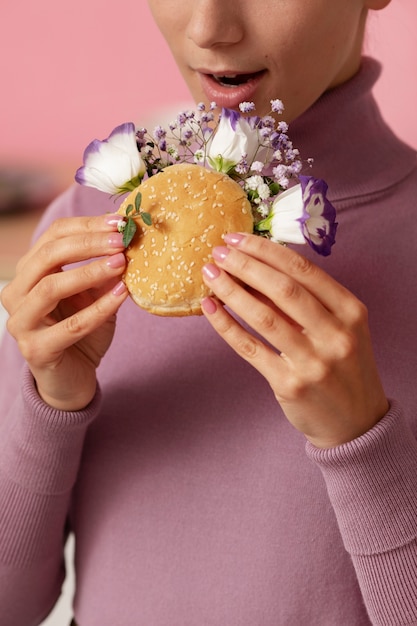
0, 1, 416, 622
0, 1, 416, 166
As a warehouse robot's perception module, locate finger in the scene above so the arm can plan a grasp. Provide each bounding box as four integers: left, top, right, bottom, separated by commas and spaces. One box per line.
8, 279, 128, 365
4, 230, 126, 315
202, 263, 308, 359
16, 213, 124, 272
223, 234, 361, 324
7, 253, 127, 333
201, 294, 287, 382
209, 246, 337, 339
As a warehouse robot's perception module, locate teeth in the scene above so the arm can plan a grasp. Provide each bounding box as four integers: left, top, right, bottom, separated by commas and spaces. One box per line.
213, 74, 246, 86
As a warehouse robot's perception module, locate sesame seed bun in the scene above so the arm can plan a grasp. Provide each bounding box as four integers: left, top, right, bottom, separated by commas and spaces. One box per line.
117, 163, 253, 316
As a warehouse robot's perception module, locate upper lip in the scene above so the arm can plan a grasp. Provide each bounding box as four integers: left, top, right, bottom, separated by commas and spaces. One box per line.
195, 68, 265, 77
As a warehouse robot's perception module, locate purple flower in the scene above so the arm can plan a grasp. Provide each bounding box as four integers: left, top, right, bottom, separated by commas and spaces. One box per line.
75, 123, 146, 195
256, 176, 337, 256
299, 176, 338, 256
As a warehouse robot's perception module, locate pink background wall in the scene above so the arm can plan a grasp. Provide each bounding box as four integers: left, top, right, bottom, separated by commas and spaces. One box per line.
1, 1, 416, 167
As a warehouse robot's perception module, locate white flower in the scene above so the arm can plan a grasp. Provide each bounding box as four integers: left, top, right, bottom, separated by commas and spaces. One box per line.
256, 176, 338, 256
245, 175, 264, 191
267, 184, 306, 244
207, 108, 260, 173
75, 123, 146, 194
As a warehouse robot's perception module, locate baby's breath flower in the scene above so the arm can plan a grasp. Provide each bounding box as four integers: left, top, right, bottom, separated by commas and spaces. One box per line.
257, 182, 271, 201
239, 101, 256, 113
271, 99, 284, 114
76, 98, 337, 257
194, 149, 205, 163
250, 161, 264, 173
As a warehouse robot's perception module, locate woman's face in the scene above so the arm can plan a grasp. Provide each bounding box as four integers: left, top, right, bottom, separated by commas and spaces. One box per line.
148, 0, 372, 121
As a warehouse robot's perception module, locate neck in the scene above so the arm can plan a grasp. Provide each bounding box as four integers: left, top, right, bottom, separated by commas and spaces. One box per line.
290, 57, 416, 205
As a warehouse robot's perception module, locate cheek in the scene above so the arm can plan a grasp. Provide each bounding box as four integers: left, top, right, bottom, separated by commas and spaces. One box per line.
147, 1, 188, 51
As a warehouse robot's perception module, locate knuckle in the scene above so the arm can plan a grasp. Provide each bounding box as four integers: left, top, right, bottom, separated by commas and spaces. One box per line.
282, 372, 305, 400
38, 239, 57, 265
34, 275, 58, 301
253, 307, 277, 333
79, 262, 97, 283
235, 334, 259, 359
332, 329, 358, 361
236, 253, 251, 274
287, 252, 314, 277
15, 333, 40, 363
48, 217, 69, 238
0, 284, 11, 312
217, 317, 260, 360
350, 299, 369, 327
64, 312, 85, 335
80, 234, 93, 252
5, 315, 16, 339
275, 275, 298, 301
84, 216, 98, 232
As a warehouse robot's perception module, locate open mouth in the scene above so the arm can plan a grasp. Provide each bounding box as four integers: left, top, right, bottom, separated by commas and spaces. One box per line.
211, 71, 265, 87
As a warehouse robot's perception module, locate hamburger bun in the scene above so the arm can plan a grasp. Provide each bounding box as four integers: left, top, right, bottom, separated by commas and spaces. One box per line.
117, 163, 253, 316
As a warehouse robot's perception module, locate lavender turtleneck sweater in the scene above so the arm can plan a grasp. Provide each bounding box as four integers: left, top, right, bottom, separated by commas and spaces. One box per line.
1, 58, 417, 626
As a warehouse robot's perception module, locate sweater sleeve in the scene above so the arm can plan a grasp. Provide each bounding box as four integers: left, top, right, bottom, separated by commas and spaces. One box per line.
0, 366, 101, 626
306, 401, 417, 626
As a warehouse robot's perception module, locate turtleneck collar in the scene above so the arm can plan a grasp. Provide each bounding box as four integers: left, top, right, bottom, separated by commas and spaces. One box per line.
290, 57, 416, 208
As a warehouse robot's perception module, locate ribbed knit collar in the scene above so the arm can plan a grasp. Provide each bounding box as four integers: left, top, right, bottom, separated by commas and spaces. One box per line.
290, 57, 416, 208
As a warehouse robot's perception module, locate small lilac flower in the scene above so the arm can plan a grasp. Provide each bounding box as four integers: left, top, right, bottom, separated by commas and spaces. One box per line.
75, 123, 145, 194
239, 101, 256, 113
207, 108, 260, 173
271, 99, 285, 114
250, 161, 264, 173
256, 176, 337, 256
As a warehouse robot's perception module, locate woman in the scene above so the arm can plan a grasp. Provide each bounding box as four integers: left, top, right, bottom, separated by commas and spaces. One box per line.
1, 0, 416, 624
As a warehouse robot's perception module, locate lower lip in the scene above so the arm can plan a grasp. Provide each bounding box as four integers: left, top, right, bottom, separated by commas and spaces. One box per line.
197, 72, 265, 109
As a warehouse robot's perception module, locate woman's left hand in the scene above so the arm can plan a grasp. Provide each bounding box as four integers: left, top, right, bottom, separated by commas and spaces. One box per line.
201, 233, 389, 448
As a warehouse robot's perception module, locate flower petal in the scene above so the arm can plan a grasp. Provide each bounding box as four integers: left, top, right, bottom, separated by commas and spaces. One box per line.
299, 176, 338, 256
207, 108, 261, 172
75, 123, 145, 194
269, 184, 307, 244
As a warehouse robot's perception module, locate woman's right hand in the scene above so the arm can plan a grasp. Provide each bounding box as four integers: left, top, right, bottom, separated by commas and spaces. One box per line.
1, 214, 129, 411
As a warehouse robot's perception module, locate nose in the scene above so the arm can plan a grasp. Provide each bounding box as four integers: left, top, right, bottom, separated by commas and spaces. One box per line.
186, 0, 244, 48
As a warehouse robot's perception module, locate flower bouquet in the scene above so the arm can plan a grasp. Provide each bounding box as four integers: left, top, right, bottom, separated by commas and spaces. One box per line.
75, 100, 337, 316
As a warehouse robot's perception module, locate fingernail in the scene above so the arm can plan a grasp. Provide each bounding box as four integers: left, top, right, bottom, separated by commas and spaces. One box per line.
224, 232, 245, 246
112, 280, 127, 296
104, 214, 124, 228
106, 252, 126, 269
202, 263, 221, 280
201, 296, 217, 314
212, 246, 230, 262
108, 233, 125, 248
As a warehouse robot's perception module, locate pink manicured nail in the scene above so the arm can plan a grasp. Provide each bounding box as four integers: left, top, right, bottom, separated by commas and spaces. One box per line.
202, 263, 221, 280
104, 214, 125, 228
108, 233, 125, 248
224, 232, 245, 246
212, 246, 230, 262
201, 297, 217, 314
106, 252, 126, 269
112, 280, 127, 296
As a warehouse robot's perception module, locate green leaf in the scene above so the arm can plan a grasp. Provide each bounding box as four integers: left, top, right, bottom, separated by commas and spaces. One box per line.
134, 191, 142, 213
122, 217, 137, 247
125, 203, 134, 216
141, 212, 152, 226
